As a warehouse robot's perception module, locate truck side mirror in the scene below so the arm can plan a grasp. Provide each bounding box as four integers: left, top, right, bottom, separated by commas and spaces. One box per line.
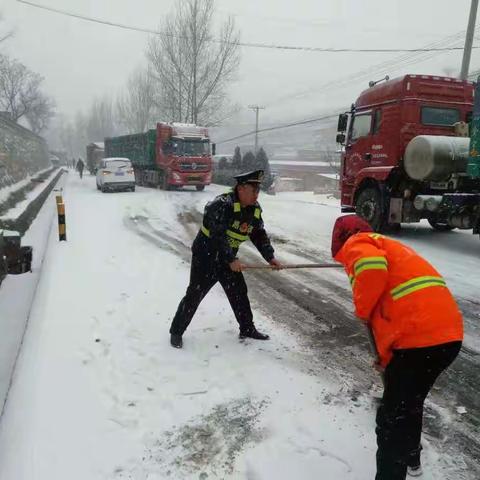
336, 133, 346, 145
211, 143, 216, 156
337, 114, 348, 132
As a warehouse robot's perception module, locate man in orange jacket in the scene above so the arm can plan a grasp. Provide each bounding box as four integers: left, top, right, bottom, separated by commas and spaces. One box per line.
331, 214, 463, 480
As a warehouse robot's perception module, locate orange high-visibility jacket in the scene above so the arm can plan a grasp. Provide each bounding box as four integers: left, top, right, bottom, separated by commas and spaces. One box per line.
335, 232, 463, 367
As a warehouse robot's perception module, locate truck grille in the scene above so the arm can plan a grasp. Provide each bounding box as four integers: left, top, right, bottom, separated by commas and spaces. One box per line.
179, 163, 209, 171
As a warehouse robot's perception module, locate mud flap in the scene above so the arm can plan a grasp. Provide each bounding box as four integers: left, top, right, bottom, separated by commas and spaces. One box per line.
388, 198, 403, 224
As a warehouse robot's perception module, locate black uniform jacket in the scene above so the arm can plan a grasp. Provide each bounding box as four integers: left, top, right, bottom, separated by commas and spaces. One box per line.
192, 191, 275, 264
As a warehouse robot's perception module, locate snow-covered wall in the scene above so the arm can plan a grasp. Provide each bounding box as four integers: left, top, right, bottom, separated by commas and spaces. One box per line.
0, 115, 50, 187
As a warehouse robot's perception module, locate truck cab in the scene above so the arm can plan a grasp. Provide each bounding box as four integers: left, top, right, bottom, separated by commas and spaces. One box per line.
155, 122, 213, 190
337, 75, 478, 234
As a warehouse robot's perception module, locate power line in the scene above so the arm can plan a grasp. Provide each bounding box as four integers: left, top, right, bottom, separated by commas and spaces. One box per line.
264, 26, 478, 109
218, 28, 479, 144
224, 27, 477, 133
216, 112, 341, 145
468, 66, 480, 79
16, 0, 480, 54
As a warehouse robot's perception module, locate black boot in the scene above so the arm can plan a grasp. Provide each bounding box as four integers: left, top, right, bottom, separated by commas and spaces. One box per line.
407, 446, 422, 477
170, 334, 183, 349
239, 328, 270, 340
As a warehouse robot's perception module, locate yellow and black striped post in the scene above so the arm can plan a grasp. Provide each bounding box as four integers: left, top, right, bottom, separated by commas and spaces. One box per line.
56, 195, 66, 241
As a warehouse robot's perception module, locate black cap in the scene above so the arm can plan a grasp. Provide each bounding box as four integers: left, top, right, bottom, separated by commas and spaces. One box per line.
233, 169, 264, 185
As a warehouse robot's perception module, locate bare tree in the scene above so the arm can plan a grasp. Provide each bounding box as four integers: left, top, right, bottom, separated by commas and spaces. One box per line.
147, 0, 240, 126
116, 68, 157, 133
55, 97, 116, 160
0, 54, 39, 121
0, 54, 55, 133
25, 93, 55, 134
86, 96, 116, 141
58, 120, 76, 158
442, 66, 457, 77
320, 147, 341, 177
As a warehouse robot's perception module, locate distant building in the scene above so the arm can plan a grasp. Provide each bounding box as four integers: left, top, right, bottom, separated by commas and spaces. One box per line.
270, 155, 340, 191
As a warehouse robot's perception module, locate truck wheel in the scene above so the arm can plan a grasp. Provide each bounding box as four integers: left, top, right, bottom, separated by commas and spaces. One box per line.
196, 185, 205, 192
356, 187, 386, 232
427, 218, 455, 231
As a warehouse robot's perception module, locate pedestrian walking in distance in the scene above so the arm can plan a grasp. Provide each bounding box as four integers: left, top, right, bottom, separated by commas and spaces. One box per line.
169, 169, 283, 349
331, 214, 463, 480
76, 158, 85, 179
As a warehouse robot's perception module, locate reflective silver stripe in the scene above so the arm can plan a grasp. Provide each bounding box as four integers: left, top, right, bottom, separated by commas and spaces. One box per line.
201, 201, 251, 246
202, 226, 249, 244
226, 230, 249, 241
353, 256, 388, 276
391, 276, 446, 300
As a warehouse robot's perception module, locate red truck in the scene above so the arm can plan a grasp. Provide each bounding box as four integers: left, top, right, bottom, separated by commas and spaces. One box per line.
105, 122, 214, 191
336, 74, 480, 237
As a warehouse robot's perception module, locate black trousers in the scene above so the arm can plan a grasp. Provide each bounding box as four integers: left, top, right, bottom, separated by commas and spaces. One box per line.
375, 341, 461, 480
169, 250, 256, 336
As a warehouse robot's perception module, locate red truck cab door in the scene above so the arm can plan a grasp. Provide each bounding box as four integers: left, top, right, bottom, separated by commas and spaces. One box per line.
341, 110, 374, 207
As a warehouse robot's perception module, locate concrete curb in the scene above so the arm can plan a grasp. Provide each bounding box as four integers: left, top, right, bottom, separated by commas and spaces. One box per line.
0, 169, 65, 235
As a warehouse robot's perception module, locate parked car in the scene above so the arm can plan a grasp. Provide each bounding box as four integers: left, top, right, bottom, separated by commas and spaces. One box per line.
96, 157, 135, 192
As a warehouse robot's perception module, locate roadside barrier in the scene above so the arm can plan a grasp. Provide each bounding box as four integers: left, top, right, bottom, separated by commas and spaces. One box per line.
56, 195, 66, 241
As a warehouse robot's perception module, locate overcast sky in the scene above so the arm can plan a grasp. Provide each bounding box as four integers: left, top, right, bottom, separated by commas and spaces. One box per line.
1, 0, 478, 127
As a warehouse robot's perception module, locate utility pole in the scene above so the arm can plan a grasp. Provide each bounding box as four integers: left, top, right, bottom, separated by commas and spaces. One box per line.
460, 0, 479, 80
248, 105, 265, 154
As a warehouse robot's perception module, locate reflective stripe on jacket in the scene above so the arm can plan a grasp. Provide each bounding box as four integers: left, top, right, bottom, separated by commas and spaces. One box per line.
335, 232, 463, 367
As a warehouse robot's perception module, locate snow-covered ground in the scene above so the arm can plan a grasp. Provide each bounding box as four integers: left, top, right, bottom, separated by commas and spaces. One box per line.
0, 172, 65, 414
0, 175, 477, 479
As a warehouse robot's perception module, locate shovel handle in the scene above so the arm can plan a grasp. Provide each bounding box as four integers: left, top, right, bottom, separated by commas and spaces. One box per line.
242, 263, 343, 270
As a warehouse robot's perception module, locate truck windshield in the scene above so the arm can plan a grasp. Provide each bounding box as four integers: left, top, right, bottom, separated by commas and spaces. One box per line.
169, 139, 210, 156
421, 107, 460, 126
351, 113, 372, 141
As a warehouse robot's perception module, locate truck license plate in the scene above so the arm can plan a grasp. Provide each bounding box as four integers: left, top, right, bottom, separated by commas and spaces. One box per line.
115, 172, 124, 176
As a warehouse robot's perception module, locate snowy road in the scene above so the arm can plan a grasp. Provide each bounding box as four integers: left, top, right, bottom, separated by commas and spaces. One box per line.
0, 175, 478, 479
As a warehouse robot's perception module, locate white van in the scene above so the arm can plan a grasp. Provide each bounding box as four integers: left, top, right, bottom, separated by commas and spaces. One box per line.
96, 157, 135, 192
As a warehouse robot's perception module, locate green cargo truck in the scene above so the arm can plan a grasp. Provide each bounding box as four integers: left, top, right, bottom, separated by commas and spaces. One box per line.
105, 122, 213, 191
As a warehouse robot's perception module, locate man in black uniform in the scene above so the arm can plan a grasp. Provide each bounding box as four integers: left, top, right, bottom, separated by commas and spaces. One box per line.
169, 169, 283, 348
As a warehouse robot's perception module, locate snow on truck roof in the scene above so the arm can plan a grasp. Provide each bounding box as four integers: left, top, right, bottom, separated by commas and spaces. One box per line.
104, 157, 130, 162
168, 122, 209, 137
171, 122, 198, 128
356, 74, 474, 109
